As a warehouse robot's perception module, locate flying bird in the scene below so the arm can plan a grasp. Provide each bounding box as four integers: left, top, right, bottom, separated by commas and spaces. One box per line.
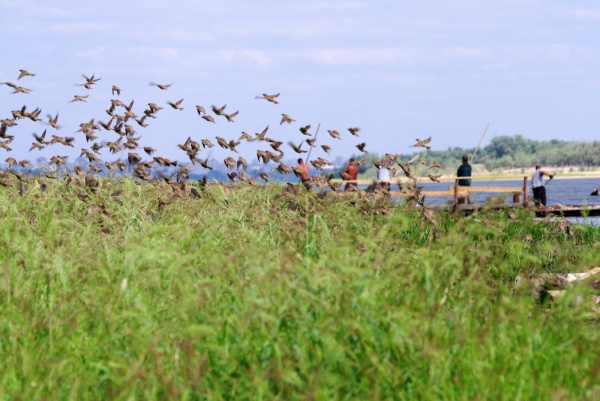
327, 129, 341, 139
148, 103, 163, 113
256, 92, 280, 104
70, 94, 89, 102
107, 137, 123, 154
201, 139, 214, 148
276, 163, 291, 175
135, 115, 149, 127
239, 131, 254, 142
398, 163, 413, 179
237, 156, 248, 170
127, 152, 141, 165
11, 86, 32, 94
356, 142, 367, 153
0, 140, 13, 152
49, 155, 68, 167
211, 104, 227, 116
82, 74, 101, 87
280, 114, 295, 125
46, 113, 61, 130
18, 69, 35, 80
348, 127, 360, 137
90, 142, 104, 154
228, 140, 241, 153
149, 82, 173, 90
299, 125, 311, 136
224, 157, 236, 170
224, 111, 239, 122
413, 136, 432, 150
215, 136, 229, 149
198, 157, 213, 170
201, 114, 216, 123
254, 125, 269, 140
29, 143, 44, 152
288, 141, 307, 154
167, 99, 184, 110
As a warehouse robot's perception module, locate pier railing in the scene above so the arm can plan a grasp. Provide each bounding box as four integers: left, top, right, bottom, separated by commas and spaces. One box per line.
367, 176, 530, 207
338, 177, 600, 217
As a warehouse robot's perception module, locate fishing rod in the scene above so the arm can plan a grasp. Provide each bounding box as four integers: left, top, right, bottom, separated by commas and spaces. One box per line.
544, 171, 557, 186
471, 123, 490, 163
304, 123, 321, 164
293, 123, 320, 184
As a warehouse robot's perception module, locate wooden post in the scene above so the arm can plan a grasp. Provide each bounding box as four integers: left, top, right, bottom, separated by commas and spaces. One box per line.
454, 179, 459, 210
513, 193, 521, 204
523, 176, 528, 207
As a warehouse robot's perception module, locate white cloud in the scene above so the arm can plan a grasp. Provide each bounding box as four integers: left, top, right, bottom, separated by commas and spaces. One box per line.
304, 1, 369, 12
73, 47, 109, 61
440, 47, 493, 60
564, 8, 600, 20
292, 48, 426, 66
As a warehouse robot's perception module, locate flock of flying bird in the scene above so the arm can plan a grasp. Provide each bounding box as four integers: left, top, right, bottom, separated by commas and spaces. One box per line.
0, 69, 443, 207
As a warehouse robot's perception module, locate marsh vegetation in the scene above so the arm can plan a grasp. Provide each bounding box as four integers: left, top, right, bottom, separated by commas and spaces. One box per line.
1, 178, 599, 399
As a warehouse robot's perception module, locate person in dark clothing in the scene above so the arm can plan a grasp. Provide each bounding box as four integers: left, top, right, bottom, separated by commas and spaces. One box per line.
456, 155, 472, 204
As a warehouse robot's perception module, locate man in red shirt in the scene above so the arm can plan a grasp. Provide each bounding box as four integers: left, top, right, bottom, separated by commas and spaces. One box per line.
297, 158, 311, 189
342, 158, 359, 191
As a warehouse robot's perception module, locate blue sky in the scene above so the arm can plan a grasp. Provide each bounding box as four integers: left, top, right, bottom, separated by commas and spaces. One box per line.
1, 0, 599, 166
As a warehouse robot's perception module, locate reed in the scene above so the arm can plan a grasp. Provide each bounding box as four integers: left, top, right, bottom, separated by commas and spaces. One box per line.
0, 179, 599, 400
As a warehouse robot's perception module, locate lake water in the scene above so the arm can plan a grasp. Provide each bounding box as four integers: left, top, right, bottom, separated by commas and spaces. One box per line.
406, 177, 600, 206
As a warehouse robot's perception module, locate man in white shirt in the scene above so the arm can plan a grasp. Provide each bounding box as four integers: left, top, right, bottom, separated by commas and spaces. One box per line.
531, 165, 553, 206
377, 165, 391, 191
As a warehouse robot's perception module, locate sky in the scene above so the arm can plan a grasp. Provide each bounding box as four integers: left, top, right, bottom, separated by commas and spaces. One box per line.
1, 0, 600, 168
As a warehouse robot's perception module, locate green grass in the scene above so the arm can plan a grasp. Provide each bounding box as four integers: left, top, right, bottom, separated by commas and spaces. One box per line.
1, 177, 600, 400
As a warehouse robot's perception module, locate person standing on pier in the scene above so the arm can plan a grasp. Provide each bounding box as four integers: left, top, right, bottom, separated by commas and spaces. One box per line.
297, 158, 311, 190
456, 155, 472, 204
342, 158, 359, 191
531, 165, 554, 206
377, 164, 391, 191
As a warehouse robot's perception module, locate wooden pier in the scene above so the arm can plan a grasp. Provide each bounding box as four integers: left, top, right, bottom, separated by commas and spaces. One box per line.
349, 176, 599, 218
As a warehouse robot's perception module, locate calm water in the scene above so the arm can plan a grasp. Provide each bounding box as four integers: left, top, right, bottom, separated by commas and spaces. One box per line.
406, 177, 600, 207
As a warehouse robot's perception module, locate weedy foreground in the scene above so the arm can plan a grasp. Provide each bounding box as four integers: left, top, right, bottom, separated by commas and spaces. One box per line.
0, 178, 599, 400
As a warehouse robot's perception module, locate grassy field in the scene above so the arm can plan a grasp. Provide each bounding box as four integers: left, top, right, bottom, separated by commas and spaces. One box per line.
1, 177, 600, 400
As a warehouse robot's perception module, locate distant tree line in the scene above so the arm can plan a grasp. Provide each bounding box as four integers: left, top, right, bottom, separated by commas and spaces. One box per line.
473, 135, 600, 169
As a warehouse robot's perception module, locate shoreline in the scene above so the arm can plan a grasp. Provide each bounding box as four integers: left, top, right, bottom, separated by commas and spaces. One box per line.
339, 164, 600, 184
343, 172, 600, 184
